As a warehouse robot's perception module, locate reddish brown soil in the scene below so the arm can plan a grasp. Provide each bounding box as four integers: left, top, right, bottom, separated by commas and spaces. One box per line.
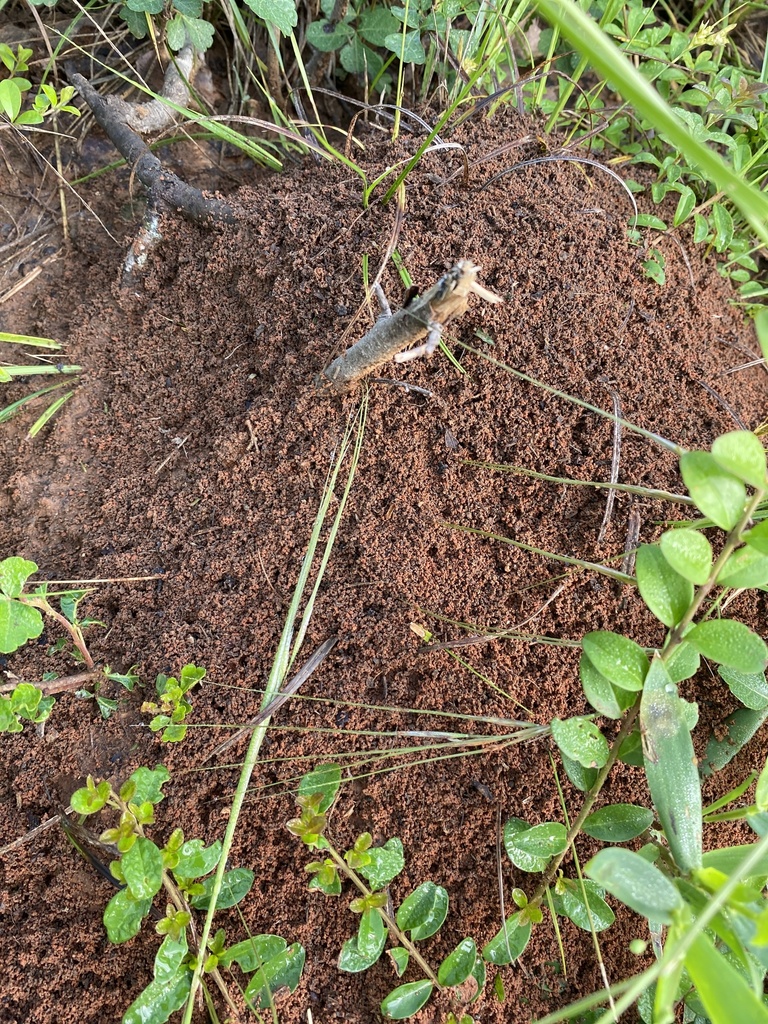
1, 106, 767, 1024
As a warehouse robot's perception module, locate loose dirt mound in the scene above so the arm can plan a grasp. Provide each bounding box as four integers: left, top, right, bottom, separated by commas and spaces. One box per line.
1, 108, 766, 1023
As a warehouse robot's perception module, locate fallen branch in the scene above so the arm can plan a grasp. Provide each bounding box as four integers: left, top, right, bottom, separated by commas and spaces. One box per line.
316, 260, 502, 392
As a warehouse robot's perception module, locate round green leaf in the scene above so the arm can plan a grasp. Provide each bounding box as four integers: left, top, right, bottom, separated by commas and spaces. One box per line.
550, 880, 615, 932
581, 631, 648, 691
122, 836, 164, 900
583, 804, 654, 842
381, 980, 433, 1019
298, 762, 341, 812
396, 882, 448, 940
687, 620, 768, 674
579, 654, 634, 719
680, 451, 746, 530
437, 938, 477, 987
507, 822, 568, 859
0, 597, 44, 654
586, 848, 683, 923
718, 666, 768, 711
103, 888, 152, 943
0, 557, 38, 599
717, 546, 768, 589
636, 543, 693, 627
660, 529, 713, 585
712, 430, 767, 489
481, 913, 532, 965
503, 818, 549, 872
551, 716, 609, 768
243, 943, 305, 1010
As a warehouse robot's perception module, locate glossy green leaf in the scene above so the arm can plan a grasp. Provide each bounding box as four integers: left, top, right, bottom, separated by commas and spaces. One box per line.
636, 543, 693, 626
396, 882, 448, 940
680, 451, 746, 530
173, 839, 221, 880
437, 938, 477, 987
103, 888, 152, 943
718, 666, 768, 711
711, 431, 767, 489
579, 654, 634, 719
685, 929, 768, 1024
219, 934, 287, 972
666, 641, 701, 683
641, 657, 702, 873
129, 765, 171, 806
123, 933, 191, 1024
550, 880, 615, 932
559, 751, 598, 792
380, 979, 433, 1019
358, 837, 404, 890
388, 947, 409, 977
586, 848, 682, 923
687, 620, 768, 673
717, 546, 768, 589
660, 529, 713, 585
583, 804, 654, 842
503, 818, 549, 872
190, 868, 254, 910
243, 943, 305, 1009
551, 716, 609, 768
744, 518, 768, 555
122, 836, 164, 900
507, 822, 567, 858
298, 763, 341, 813
0, 557, 37, 599
482, 912, 532, 965
581, 631, 649, 690
338, 909, 386, 972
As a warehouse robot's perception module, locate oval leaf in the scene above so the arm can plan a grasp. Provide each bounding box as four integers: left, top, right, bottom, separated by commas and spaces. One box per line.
509, 822, 568, 859
711, 430, 767, 489
243, 943, 305, 1010
579, 654, 634, 720
718, 666, 768, 711
191, 867, 254, 910
481, 913, 532, 965
716, 545, 768, 589
550, 880, 615, 932
503, 818, 549, 872
396, 882, 448, 940
298, 763, 341, 812
665, 641, 700, 683
680, 451, 745, 530
744, 518, 768, 555
551, 716, 609, 768
583, 804, 654, 843
586, 848, 683, 923
660, 529, 713, 585
636, 543, 693, 627
122, 836, 164, 900
103, 888, 152, 943
687, 620, 768, 674
437, 937, 477, 987
581, 631, 648, 691
219, 934, 287, 972
338, 910, 386, 972
359, 837, 405, 890
380, 979, 433, 1019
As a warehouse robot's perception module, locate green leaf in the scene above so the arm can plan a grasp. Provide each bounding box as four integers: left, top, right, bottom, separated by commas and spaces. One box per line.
0, 557, 37, 598
717, 545, 768, 589
358, 837, 404, 891
129, 765, 170, 806
586, 848, 683, 923
243, 943, 305, 1010
306, 18, 353, 51
242, 0, 297, 34
701, 708, 768, 776
125, 0, 162, 11
219, 935, 287, 972
437, 938, 477, 987
710, 201, 734, 253
640, 657, 702, 873
718, 666, 768, 711
190, 868, 254, 910
359, 8, 399, 46
579, 654, 634, 719
663, 528, 716, 585
172, 0, 202, 14
711, 431, 768, 489
298, 763, 341, 813
383, 29, 426, 63
380, 980, 433, 1019
559, 751, 598, 793
551, 717, 609, 768
581, 631, 648, 690
396, 882, 448, 940
122, 836, 164, 899
388, 947, 409, 977
338, 909, 386, 972
673, 186, 696, 226
680, 451, 746, 530
506, 822, 568, 859
503, 818, 549, 872
123, 934, 191, 1024
745, 518, 768, 555
757, 759, 768, 814
583, 804, 654, 842
0, 78, 23, 121
550, 880, 615, 932
685, 928, 768, 1024
0, 596, 43, 655
173, 839, 221, 879
636, 543, 693, 627
665, 641, 700, 684
481, 912, 532, 965
687, 620, 768, 673
104, 888, 152, 943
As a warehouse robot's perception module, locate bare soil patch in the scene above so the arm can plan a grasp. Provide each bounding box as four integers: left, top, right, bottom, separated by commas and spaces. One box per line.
1, 107, 766, 1023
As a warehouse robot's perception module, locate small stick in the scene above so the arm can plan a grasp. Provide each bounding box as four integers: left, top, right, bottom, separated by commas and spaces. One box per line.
316, 260, 502, 393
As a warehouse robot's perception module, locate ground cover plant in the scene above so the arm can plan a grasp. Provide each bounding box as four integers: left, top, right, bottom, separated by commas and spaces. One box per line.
2, 1, 768, 1022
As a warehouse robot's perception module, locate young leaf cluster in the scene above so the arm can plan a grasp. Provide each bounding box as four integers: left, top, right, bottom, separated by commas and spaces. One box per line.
142, 663, 205, 741
0, 44, 79, 127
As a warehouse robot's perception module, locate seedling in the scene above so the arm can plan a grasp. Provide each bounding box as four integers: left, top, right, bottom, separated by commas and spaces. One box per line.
142, 664, 205, 741
71, 765, 304, 1021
